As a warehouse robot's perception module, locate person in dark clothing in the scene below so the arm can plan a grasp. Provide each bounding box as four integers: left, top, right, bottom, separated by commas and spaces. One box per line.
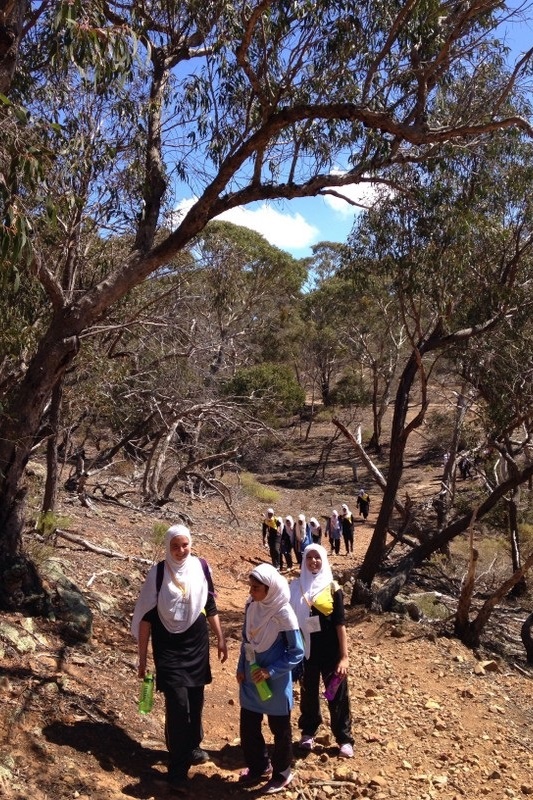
309, 517, 322, 545
339, 504, 355, 554
289, 544, 354, 759
326, 510, 342, 555
280, 516, 295, 572
356, 489, 370, 521
458, 456, 472, 480
131, 525, 228, 791
262, 508, 282, 570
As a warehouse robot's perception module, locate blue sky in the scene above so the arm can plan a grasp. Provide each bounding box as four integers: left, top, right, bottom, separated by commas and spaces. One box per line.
174, 9, 533, 260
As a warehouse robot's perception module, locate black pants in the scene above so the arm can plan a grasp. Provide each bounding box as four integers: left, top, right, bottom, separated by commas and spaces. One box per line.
342, 532, 353, 553
330, 538, 340, 555
267, 534, 281, 569
298, 662, 353, 746
164, 685, 204, 779
240, 707, 292, 777
280, 547, 293, 570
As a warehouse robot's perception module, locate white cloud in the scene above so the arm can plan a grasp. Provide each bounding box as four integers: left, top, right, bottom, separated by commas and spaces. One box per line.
172, 197, 319, 252
323, 170, 386, 218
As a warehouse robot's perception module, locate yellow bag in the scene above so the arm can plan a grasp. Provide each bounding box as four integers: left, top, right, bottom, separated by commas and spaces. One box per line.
311, 582, 338, 617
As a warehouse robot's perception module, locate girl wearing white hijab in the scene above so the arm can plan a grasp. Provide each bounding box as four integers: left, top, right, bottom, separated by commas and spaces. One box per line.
236, 563, 304, 794
327, 510, 342, 555
131, 524, 227, 791
289, 544, 354, 759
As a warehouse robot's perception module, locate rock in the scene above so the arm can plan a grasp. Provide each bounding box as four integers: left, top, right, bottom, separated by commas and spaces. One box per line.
40, 559, 93, 642
0, 621, 37, 653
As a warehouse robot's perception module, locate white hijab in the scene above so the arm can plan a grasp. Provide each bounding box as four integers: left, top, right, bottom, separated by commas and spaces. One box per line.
289, 543, 333, 658
131, 524, 208, 638
245, 563, 299, 654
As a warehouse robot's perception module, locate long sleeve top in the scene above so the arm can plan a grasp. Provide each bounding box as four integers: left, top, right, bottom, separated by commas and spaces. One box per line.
238, 626, 304, 715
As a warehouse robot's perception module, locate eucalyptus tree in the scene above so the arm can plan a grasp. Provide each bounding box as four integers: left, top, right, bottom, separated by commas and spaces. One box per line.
1, 0, 533, 609
298, 278, 349, 406
342, 268, 407, 451
190, 221, 306, 376
344, 134, 533, 597
457, 310, 533, 592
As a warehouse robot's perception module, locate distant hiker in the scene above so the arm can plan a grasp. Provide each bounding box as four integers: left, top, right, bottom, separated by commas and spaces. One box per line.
326, 510, 342, 555
262, 508, 282, 570
339, 504, 355, 555
309, 517, 322, 545
294, 514, 312, 565
458, 456, 472, 480
356, 489, 370, 521
280, 516, 294, 572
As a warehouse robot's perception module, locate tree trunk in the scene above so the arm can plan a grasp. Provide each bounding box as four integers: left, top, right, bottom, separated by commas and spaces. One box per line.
356, 345, 426, 589
508, 492, 527, 596
521, 612, 533, 664
42, 380, 63, 514
372, 461, 533, 610
332, 417, 405, 515
453, 511, 479, 644
147, 420, 179, 500
0, 0, 27, 95
0, 329, 79, 560
456, 550, 533, 649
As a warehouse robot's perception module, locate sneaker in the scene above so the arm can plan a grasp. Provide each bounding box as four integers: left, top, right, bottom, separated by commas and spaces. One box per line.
298, 735, 314, 750
191, 747, 210, 764
262, 772, 294, 794
238, 764, 273, 785
339, 743, 354, 759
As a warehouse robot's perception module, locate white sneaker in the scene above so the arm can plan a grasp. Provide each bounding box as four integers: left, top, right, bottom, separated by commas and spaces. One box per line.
298, 735, 314, 750
262, 771, 293, 794
339, 743, 354, 758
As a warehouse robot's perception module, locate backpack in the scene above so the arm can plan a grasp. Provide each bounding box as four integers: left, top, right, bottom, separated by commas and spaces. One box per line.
156, 557, 216, 599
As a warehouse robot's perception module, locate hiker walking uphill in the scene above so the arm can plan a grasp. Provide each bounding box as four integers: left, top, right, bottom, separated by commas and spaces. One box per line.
339, 504, 355, 555
326, 510, 342, 556
289, 544, 354, 759
262, 508, 282, 570
280, 516, 295, 572
294, 513, 312, 565
356, 489, 370, 521
131, 525, 228, 792
237, 564, 304, 794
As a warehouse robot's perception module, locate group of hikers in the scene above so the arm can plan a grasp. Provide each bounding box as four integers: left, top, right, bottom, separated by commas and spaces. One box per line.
262, 489, 371, 570
132, 524, 355, 795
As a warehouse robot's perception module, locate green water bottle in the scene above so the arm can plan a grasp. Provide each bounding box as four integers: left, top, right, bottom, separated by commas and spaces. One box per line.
250, 662, 273, 701
138, 671, 154, 714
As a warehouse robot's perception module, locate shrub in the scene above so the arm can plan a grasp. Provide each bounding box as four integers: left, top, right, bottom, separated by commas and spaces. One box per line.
36, 510, 71, 538
329, 371, 370, 408
240, 471, 279, 504
224, 363, 305, 419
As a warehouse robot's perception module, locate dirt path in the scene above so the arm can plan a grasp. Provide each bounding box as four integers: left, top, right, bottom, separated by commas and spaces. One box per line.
1, 423, 533, 800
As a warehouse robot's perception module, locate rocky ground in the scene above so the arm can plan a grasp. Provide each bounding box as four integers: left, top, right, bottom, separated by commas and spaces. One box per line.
1, 419, 533, 800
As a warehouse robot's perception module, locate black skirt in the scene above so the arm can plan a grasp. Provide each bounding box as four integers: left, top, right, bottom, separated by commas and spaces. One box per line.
146, 608, 212, 691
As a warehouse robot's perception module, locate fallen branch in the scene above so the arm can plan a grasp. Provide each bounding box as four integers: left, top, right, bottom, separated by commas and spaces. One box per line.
54, 529, 152, 564
512, 661, 533, 677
